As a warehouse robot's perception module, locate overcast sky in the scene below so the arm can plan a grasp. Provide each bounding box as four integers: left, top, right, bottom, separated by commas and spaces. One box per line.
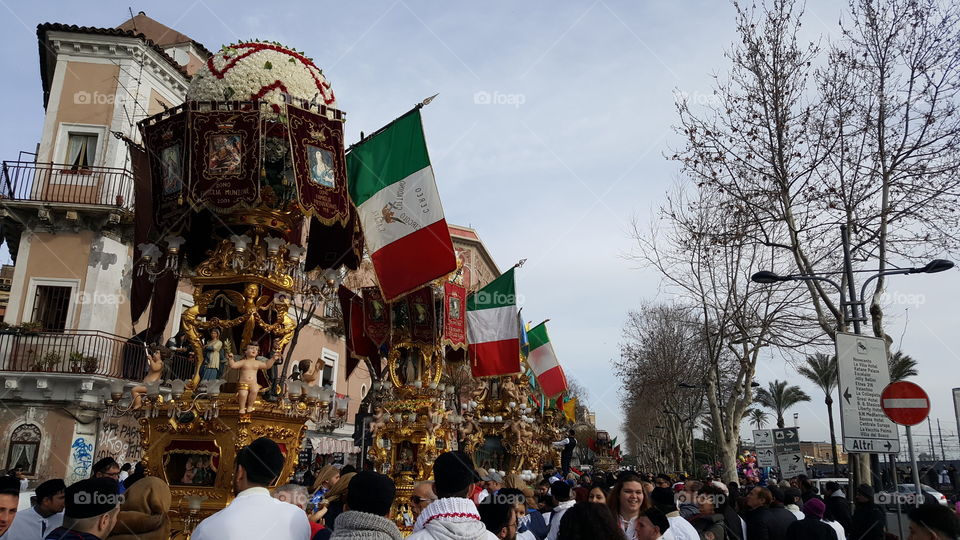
1, 0, 958, 459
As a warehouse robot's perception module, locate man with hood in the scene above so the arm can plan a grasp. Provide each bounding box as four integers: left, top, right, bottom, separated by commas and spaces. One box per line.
822, 481, 851, 533
850, 484, 885, 540
785, 498, 837, 540
407, 451, 497, 540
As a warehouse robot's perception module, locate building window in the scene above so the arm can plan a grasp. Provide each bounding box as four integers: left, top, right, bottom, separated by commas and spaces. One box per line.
6, 424, 41, 475
320, 348, 338, 390
66, 133, 98, 170
30, 285, 72, 331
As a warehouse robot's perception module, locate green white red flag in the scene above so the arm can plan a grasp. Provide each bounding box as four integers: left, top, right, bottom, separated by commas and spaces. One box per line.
346, 108, 456, 301
467, 268, 520, 377
527, 321, 568, 398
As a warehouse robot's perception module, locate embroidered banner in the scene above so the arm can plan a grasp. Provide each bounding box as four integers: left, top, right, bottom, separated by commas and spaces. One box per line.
362, 286, 390, 347
390, 295, 411, 344
188, 110, 260, 210
408, 286, 436, 346
286, 105, 350, 226
338, 285, 376, 378
141, 106, 188, 228
442, 282, 467, 350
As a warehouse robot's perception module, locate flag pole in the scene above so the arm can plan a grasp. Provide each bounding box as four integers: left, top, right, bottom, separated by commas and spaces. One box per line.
347, 94, 439, 152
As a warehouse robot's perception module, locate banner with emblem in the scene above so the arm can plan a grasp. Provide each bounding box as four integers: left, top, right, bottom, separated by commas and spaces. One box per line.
286, 104, 350, 226
362, 286, 390, 347
442, 282, 467, 350
141, 105, 188, 228
188, 109, 260, 210
390, 295, 411, 343
408, 286, 436, 346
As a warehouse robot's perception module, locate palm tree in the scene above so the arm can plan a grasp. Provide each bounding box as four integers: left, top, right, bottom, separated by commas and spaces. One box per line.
747, 408, 769, 430
754, 379, 811, 429
797, 353, 840, 476
889, 350, 919, 382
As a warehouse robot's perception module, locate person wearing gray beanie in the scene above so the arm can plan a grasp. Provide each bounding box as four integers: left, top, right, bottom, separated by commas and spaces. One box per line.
330, 472, 403, 540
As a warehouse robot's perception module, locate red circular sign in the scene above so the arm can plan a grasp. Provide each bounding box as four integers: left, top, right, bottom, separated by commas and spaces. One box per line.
880, 381, 930, 426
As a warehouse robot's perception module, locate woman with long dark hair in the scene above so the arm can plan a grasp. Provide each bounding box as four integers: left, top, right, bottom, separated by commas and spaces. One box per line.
557, 502, 626, 540
607, 473, 651, 538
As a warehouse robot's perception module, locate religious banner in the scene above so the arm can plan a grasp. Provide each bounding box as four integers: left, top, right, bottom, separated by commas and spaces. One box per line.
408, 286, 435, 346
338, 285, 377, 378
140, 106, 188, 228
188, 109, 261, 210
286, 104, 350, 226
391, 295, 411, 343
442, 282, 467, 350
362, 286, 390, 347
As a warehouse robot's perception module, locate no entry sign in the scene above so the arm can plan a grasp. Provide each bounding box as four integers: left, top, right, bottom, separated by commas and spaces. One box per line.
881, 381, 930, 426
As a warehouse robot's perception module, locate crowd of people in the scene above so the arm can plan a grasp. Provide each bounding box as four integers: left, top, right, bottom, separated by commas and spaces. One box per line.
1, 445, 958, 540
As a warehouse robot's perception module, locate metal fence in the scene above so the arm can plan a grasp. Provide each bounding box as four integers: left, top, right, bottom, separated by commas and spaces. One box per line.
0, 161, 134, 210
0, 329, 199, 381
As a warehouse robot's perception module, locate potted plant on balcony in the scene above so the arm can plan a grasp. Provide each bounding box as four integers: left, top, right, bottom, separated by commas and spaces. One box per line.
19, 321, 43, 335
0, 322, 15, 335
35, 351, 61, 372
82, 356, 99, 373
69, 351, 84, 373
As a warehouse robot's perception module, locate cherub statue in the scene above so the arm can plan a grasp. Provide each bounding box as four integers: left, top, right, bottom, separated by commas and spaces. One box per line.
507, 417, 525, 446
500, 376, 520, 405
469, 379, 488, 404
459, 410, 480, 440
131, 344, 170, 409
369, 406, 387, 436
227, 343, 281, 414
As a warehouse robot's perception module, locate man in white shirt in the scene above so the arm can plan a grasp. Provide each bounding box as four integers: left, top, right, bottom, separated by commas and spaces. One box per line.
192, 438, 309, 540
545, 481, 574, 540
4, 479, 64, 540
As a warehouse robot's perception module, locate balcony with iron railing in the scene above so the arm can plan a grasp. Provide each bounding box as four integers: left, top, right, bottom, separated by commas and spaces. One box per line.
0, 159, 134, 211
0, 329, 194, 381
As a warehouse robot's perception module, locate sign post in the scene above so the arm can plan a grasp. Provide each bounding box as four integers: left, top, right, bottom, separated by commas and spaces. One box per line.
773, 427, 804, 478
836, 333, 900, 454
881, 381, 931, 508
753, 429, 776, 468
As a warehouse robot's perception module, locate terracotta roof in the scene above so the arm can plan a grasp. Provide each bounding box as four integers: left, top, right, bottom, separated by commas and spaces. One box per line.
117, 12, 212, 57
36, 21, 198, 108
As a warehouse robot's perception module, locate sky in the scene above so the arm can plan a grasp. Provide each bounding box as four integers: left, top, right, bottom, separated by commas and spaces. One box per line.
1, 0, 958, 460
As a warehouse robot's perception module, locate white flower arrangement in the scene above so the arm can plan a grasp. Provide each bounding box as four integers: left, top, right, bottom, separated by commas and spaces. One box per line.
187, 41, 336, 119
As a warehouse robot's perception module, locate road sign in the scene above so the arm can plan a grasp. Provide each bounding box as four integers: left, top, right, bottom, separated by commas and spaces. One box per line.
756, 447, 776, 468
836, 333, 901, 453
881, 382, 930, 426
772, 427, 805, 477
753, 429, 773, 448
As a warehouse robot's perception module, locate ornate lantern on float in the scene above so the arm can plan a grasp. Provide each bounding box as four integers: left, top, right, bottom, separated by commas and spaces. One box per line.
127, 41, 362, 532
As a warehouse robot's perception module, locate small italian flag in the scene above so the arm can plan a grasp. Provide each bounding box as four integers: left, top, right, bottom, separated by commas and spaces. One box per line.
346, 108, 456, 301
467, 268, 520, 377
527, 321, 568, 397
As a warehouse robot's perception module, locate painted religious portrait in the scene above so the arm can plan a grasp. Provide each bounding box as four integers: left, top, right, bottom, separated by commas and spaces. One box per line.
449, 296, 461, 320
160, 143, 183, 195
306, 144, 336, 188
165, 451, 218, 487
207, 133, 242, 175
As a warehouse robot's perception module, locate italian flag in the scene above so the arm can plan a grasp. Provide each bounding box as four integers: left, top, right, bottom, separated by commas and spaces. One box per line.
527, 322, 568, 397
346, 108, 456, 301
467, 268, 520, 377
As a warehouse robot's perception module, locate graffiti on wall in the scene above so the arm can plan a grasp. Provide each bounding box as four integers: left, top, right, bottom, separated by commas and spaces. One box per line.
67, 436, 94, 484
95, 419, 142, 464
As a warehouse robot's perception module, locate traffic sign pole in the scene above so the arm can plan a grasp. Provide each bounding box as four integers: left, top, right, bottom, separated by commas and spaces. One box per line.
906, 425, 921, 508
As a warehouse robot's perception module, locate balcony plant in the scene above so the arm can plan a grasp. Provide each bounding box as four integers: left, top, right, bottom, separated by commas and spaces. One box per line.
19, 321, 43, 335
69, 351, 84, 373
35, 351, 61, 372
82, 356, 99, 373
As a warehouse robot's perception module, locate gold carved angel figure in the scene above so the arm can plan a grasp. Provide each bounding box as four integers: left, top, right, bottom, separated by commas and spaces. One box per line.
221, 283, 272, 349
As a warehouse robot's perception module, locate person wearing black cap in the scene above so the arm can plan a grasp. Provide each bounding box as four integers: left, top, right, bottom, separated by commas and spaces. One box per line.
907, 503, 960, 540
407, 451, 497, 539
5, 479, 65, 540
0, 476, 20, 537
192, 437, 309, 540
850, 484, 885, 540
545, 480, 575, 540
45, 478, 120, 540
328, 471, 402, 540
648, 486, 702, 540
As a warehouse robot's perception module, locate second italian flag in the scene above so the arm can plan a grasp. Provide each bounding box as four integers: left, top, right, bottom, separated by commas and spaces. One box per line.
347, 108, 456, 301
527, 321, 568, 397
467, 268, 520, 377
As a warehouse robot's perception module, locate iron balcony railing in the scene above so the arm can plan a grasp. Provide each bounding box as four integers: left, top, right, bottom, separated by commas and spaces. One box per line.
0, 160, 134, 210
0, 329, 194, 381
